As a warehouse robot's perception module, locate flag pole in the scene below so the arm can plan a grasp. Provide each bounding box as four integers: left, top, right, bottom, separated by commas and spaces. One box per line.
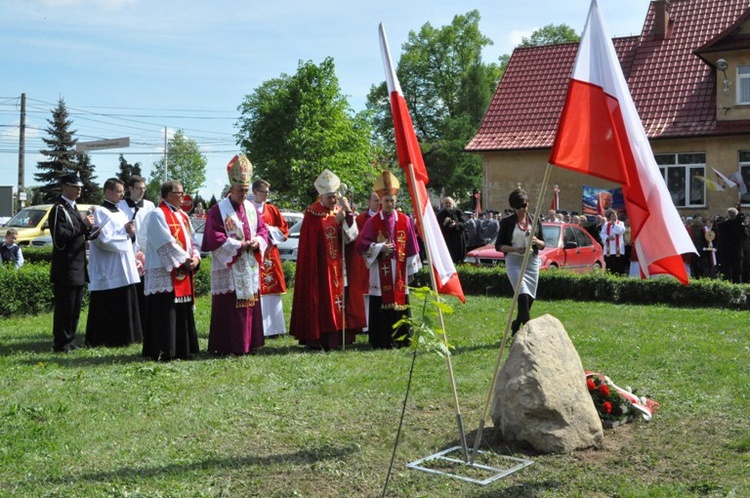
407, 162, 469, 462
341, 232, 346, 350
470, 163, 553, 463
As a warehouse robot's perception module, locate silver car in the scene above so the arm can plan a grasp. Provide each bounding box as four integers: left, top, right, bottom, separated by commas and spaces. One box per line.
277, 220, 302, 261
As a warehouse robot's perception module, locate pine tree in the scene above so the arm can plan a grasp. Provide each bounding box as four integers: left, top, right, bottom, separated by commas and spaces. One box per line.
34, 98, 78, 203
116, 154, 143, 190
73, 153, 101, 204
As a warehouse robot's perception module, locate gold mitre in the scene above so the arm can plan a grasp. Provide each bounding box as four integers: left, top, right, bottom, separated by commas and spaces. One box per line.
227, 154, 253, 187
314, 169, 341, 195
374, 170, 400, 197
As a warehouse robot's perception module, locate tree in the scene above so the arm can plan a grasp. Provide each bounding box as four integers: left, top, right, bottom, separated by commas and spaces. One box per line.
73, 153, 101, 204
519, 23, 579, 47
116, 154, 143, 190
236, 57, 377, 208
147, 130, 207, 201
366, 10, 501, 201
34, 98, 79, 203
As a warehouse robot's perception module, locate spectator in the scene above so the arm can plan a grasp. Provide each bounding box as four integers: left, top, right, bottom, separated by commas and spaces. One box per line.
600, 210, 627, 275
0, 228, 24, 269
716, 207, 745, 283
437, 197, 467, 264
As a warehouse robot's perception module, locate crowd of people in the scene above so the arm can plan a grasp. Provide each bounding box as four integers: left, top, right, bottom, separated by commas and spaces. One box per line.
44, 159, 437, 356
30, 161, 750, 355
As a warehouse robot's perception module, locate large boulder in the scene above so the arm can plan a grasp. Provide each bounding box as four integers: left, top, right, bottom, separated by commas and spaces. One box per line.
491, 314, 603, 453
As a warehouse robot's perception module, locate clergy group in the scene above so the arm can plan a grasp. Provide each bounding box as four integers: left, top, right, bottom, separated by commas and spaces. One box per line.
50, 154, 422, 358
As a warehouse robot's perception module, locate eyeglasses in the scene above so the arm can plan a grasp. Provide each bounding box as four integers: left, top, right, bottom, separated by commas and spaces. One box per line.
514, 203, 528, 209
171, 191, 185, 196
254, 189, 269, 194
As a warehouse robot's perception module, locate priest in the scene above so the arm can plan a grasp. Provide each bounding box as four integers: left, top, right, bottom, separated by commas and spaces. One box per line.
201, 154, 269, 355
251, 179, 289, 337
141, 180, 201, 361
357, 171, 421, 348
290, 169, 358, 350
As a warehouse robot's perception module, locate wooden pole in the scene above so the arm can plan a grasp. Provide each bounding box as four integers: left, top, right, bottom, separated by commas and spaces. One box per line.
470, 164, 553, 463
407, 163, 469, 461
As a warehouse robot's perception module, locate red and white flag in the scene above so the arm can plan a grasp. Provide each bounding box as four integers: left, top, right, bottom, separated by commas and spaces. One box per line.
548, 0, 696, 284
379, 23, 465, 303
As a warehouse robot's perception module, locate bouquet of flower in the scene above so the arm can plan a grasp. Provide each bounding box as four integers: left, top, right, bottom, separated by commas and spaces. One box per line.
585, 371, 660, 427
586, 372, 633, 423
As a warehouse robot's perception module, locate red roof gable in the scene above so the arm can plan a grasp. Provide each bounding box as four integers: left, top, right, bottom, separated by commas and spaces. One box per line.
466, 0, 750, 152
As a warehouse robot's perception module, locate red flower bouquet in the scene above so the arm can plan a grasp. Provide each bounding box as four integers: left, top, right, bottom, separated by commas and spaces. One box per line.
585, 371, 660, 428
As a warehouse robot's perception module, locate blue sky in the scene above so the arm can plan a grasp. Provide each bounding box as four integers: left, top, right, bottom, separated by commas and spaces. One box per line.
0, 0, 651, 200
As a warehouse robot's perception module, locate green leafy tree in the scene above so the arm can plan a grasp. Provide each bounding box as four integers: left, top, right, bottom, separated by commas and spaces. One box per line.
116, 154, 143, 190
519, 23, 579, 47
147, 130, 207, 202
34, 98, 79, 203
236, 57, 377, 208
366, 10, 501, 201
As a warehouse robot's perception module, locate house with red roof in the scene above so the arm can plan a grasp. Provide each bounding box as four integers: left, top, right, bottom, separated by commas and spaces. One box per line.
466, 0, 750, 219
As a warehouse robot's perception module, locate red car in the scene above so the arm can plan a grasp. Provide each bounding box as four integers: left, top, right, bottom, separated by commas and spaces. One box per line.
465, 222, 605, 273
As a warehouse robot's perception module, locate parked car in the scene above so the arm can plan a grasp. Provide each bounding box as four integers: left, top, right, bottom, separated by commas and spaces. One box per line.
277, 219, 302, 261
465, 222, 605, 273
280, 210, 303, 227
1, 204, 94, 246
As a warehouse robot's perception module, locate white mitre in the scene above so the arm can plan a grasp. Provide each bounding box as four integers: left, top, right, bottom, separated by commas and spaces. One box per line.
314, 169, 341, 195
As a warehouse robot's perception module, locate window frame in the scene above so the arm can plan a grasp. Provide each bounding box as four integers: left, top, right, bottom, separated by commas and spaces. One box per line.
655, 152, 706, 209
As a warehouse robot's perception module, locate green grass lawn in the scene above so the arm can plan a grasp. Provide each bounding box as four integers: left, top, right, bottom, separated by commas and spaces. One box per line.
1, 294, 748, 497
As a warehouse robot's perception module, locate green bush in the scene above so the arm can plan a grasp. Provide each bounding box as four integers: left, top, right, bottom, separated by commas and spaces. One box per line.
4, 258, 749, 317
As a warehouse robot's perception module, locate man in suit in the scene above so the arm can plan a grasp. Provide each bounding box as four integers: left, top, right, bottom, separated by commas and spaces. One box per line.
50, 172, 97, 352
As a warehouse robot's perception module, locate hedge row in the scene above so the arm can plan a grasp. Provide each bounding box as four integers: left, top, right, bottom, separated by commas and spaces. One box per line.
0, 253, 298, 316
2, 252, 747, 316
413, 264, 749, 310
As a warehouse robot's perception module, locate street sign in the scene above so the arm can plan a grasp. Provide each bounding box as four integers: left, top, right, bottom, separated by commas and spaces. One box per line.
76, 137, 130, 152
181, 194, 194, 213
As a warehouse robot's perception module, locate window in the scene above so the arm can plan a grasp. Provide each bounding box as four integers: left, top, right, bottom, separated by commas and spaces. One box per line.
738, 65, 750, 105
738, 151, 750, 205
655, 153, 705, 208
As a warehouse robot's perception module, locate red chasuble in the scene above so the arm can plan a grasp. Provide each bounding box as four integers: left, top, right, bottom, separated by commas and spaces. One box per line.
371, 212, 409, 310
259, 203, 289, 295
290, 202, 353, 345
159, 202, 194, 303
343, 211, 371, 331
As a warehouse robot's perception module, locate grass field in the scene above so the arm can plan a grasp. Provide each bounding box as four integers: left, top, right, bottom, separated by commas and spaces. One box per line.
0, 293, 748, 497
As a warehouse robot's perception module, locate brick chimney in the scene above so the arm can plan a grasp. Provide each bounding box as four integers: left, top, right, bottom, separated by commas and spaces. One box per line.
653, 0, 672, 40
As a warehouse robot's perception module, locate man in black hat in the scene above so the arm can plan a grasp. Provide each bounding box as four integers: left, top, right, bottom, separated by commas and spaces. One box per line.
50, 172, 97, 352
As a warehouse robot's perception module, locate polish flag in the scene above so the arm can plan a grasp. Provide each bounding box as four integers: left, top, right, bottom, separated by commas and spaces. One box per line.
379, 23, 465, 303
548, 0, 696, 284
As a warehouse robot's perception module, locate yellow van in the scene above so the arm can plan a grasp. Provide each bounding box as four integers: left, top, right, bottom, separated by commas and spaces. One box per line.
0, 204, 94, 245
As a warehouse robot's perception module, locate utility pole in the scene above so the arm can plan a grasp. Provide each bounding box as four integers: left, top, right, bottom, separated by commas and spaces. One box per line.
16, 93, 26, 211
163, 127, 168, 181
